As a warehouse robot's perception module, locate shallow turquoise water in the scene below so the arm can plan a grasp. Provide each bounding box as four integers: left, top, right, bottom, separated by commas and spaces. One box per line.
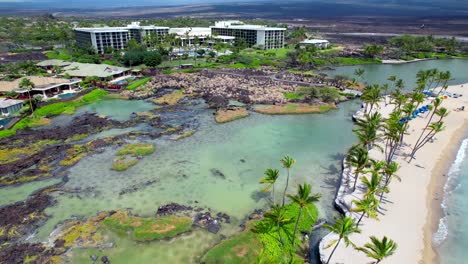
77, 99, 155, 121
323, 59, 468, 89
435, 138, 468, 263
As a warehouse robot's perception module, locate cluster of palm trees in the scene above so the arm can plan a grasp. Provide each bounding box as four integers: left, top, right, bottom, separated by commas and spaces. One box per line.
259, 156, 321, 259
323, 68, 452, 263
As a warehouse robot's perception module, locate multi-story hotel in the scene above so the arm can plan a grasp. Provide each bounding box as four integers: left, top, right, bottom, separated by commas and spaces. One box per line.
210, 21, 286, 49
74, 22, 169, 54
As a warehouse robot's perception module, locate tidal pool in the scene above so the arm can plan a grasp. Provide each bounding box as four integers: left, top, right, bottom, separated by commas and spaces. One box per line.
22, 98, 359, 262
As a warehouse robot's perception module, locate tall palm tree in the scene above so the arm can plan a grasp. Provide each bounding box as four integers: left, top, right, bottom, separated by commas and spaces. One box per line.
409, 121, 445, 163
352, 195, 379, 226
361, 171, 384, 198
346, 146, 370, 192
356, 236, 398, 264
264, 205, 294, 246
281, 155, 296, 206
353, 113, 383, 151
380, 161, 401, 203
323, 215, 361, 264
19, 77, 36, 116
354, 68, 365, 82
259, 168, 280, 204
287, 183, 321, 247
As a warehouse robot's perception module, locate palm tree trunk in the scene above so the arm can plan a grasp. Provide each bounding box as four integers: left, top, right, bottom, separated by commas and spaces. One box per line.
272, 184, 275, 205
352, 171, 359, 191
282, 169, 290, 206
27, 90, 34, 116
326, 238, 341, 264
292, 207, 303, 247
277, 222, 285, 246
357, 211, 365, 226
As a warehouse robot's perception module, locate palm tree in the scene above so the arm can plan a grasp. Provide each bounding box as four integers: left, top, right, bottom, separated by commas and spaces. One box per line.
354, 68, 365, 82
281, 155, 296, 206
361, 171, 384, 198
19, 78, 36, 116
264, 205, 294, 246
259, 168, 280, 204
380, 161, 400, 203
409, 121, 445, 163
346, 146, 369, 192
287, 183, 321, 247
353, 113, 383, 151
352, 195, 379, 226
323, 215, 361, 264
356, 236, 398, 263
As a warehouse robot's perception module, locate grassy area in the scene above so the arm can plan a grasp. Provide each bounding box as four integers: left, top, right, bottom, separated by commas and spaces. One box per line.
202, 224, 262, 264
59, 145, 89, 166
126, 77, 151, 91
329, 57, 382, 65
254, 103, 336, 115
117, 143, 155, 156
0, 89, 108, 140
0, 139, 61, 165
45, 48, 72, 60
257, 203, 318, 261
215, 108, 249, 123
102, 211, 192, 241
153, 90, 186, 105
283, 92, 306, 100
202, 203, 318, 263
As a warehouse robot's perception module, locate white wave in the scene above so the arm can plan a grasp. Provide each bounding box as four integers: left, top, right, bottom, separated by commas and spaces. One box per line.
433, 138, 468, 246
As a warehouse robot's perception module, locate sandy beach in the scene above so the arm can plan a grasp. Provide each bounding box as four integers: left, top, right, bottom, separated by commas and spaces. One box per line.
320, 83, 468, 263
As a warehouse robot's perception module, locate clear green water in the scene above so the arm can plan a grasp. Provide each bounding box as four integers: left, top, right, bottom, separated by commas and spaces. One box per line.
323, 59, 468, 89
77, 99, 155, 121
0, 178, 62, 207
26, 99, 360, 263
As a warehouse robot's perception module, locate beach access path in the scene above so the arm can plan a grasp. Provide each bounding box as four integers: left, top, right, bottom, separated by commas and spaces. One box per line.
319, 84, 468, 263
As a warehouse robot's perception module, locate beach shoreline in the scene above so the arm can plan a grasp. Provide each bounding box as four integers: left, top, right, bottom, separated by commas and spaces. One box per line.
319, 83, 468, 263
422, 125, 468, 264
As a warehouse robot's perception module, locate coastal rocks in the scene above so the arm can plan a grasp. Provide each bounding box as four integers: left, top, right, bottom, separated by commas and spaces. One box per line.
193, 212, 222, 234
156, 203, 193, 216
101, 256, 110, 264
0, 193, 52, 244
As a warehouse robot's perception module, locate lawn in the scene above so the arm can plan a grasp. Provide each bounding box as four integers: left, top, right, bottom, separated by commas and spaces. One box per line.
0, 89, 108, 140
126, 77, 151, 90
254, 103, 336, 115
117, 143, 155, 156
45, 48, 72, 60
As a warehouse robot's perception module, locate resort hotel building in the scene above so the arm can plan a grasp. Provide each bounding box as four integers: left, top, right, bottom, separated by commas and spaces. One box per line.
74, 21, 287, 53
74, 22, 169, 54
210, 21, 286, 49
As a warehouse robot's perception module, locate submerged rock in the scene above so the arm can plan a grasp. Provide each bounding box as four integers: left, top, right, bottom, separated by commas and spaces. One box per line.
210, 168, 226, 179
156, 203, 193, 216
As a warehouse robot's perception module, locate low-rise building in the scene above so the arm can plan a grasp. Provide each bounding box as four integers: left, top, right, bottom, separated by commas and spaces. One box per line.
74, 22, 169, 54
0, 98, 23, 117
61, 62, 131, 80
0, 76, 81, 99
300, 39, 330, 49
210, 21, 286, 49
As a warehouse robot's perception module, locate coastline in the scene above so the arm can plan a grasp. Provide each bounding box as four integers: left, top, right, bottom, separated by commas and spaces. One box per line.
319, 83, 468, 263
423, 128, 468, 264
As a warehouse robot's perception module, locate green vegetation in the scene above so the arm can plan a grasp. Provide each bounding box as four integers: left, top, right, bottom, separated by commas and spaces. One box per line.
102, 211, 192, 241
59, 145, 89, 166
329, 57, 382, 65
0, 89, 107, 140
174, 130, 196, 140
215, 108, 249, 123
46, 48, 72, 60
117, 143, 155, 156
202, 223, 263, 264
112, 156, 138, 171
126, 77, 151, 90
283, 92, 306, 100
254, 103, 336, 115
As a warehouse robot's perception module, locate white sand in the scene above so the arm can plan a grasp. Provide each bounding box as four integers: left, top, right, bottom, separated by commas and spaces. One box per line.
320, 84, 468, 263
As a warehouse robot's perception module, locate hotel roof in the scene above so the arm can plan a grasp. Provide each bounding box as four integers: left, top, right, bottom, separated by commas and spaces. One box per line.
0, 98, 23, 108
61, 62, 130, 78
300, 39, 330, 44
0, 76, 81, 93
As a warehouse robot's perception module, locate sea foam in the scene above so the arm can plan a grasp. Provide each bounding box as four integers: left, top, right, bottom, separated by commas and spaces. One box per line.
433, 138, 468, 246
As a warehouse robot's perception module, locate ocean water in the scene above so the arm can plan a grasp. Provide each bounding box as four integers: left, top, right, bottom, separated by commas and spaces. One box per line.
435, 138, 468, 263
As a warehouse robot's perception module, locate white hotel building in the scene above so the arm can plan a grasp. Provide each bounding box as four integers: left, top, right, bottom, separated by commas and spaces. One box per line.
74, 22, 169, 54
210, 21, 286, 49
